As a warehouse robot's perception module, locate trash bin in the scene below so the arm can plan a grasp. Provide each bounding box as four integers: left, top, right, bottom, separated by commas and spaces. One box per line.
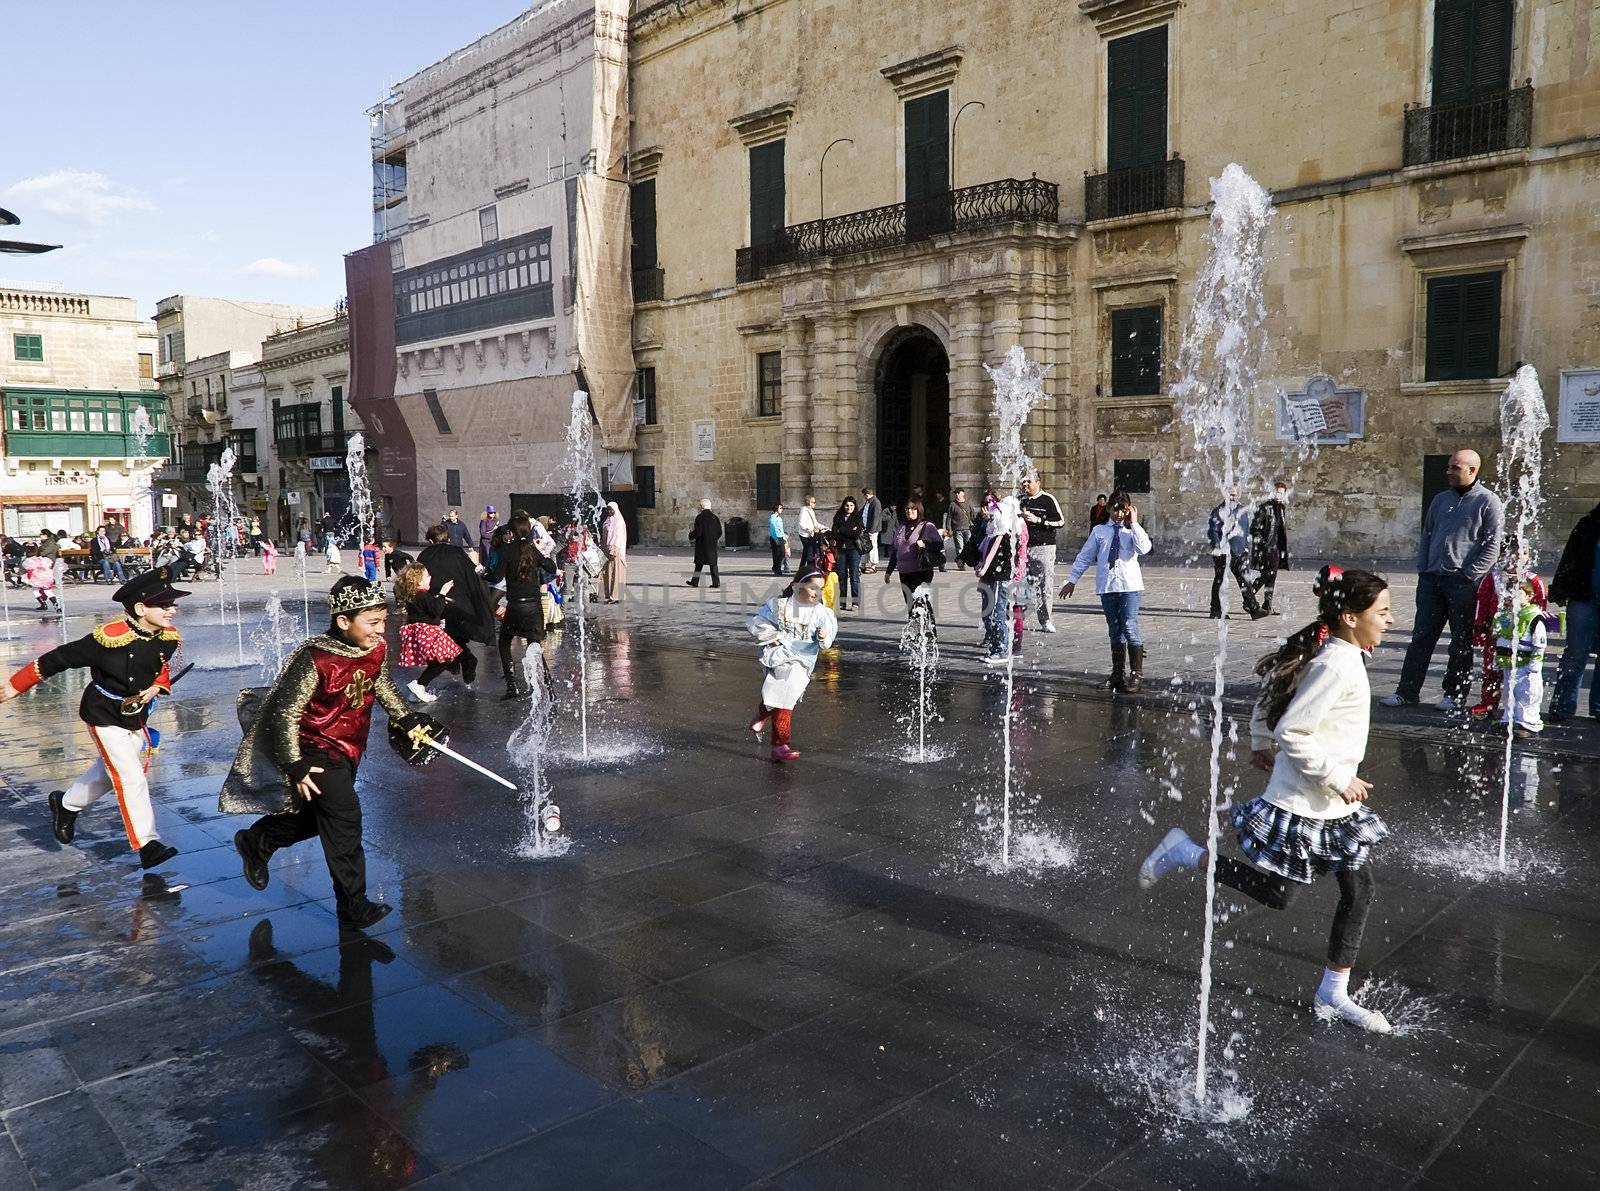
725, 516, 750, 548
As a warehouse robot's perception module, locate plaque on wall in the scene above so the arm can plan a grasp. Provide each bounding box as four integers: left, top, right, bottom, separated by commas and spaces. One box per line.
1558, 369, 1600, 444
691, 419, 715, 462
1277, 375, 1365, 445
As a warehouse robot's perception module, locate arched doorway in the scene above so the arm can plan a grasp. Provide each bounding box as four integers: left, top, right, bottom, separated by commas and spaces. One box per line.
875, 327, 950, 508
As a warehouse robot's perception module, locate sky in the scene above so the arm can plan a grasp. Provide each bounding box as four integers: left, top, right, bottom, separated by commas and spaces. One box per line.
1, 1, 534, 318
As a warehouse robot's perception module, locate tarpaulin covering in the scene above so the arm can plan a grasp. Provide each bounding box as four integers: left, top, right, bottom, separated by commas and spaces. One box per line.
344, 243, 420, 538
574, 0, 636, 453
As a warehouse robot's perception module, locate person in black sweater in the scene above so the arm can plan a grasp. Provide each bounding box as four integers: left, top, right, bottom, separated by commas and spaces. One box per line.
416, 527, 496, 687
487, 513, 557, 699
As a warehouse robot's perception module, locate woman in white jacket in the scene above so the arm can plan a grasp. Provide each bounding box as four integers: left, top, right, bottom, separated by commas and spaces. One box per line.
1059, 491, 1152, 691
1138, 565, 1397, 1034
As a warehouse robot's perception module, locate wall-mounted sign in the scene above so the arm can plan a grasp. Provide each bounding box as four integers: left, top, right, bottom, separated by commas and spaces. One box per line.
286, 491, 302, 506
161, 493, 179, 508
1276, 375, 1366, 445
1558, 369, 1600, 444
691, 419, 715, 462
308, 456, 344, 471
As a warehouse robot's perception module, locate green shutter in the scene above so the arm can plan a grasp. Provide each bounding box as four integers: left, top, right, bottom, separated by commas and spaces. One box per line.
1108, 27, 1167, 170
1433, 0, 1512, 104
1111, 306, 1163, 396
1426, 272, 1501, 380
631, 180, 657, 272
904, 90, 950, 202
749, 141, 785, 247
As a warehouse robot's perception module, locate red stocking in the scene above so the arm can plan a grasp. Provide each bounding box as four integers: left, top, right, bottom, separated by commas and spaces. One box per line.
772, 709, 793, 746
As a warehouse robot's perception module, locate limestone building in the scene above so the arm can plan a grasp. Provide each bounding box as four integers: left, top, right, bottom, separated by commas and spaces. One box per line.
0, 288, 168, 539
626, 0, 1600, 556
346, 0, 635, 541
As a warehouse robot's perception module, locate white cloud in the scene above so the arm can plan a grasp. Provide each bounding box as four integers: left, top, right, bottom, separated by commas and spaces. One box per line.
2, 170, 155, 226
239, 257, 317, 280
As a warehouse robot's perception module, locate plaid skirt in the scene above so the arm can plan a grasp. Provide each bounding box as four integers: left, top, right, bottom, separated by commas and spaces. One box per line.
1231, 796, 1389, 884
399, 622, 461, 667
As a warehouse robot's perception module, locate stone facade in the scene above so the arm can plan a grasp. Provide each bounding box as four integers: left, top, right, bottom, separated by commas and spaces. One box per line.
627, 0, 1600, 558
258, 315, 360, 540
0, 289, 166, 539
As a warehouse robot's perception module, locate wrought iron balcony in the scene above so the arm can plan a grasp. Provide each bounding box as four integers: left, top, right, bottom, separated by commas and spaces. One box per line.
632, 267, 664, 303
1403, 85, 1532, 167
276, 431, 355, 461
1085, 156, 1185, 222
186, 399, 204, 417
736, 176, 1058, 283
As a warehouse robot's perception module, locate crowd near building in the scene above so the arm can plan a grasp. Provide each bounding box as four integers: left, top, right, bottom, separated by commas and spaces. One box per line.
7, 0, 1600, 558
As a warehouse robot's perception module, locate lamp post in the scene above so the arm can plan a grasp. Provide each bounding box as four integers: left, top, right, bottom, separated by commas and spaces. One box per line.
819, 137, 854, 222
951, 101, 986, 190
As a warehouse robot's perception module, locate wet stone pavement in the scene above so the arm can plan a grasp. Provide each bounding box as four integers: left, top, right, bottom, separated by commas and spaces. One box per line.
2, 595, 1599, 1190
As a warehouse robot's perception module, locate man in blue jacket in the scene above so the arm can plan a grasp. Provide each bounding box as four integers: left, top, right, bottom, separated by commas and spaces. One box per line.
1208, 487, 1265, 620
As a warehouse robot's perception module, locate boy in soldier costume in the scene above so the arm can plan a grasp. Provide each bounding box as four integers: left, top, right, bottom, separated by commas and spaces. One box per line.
222, 576, 446, 930
0, 568, 188, 869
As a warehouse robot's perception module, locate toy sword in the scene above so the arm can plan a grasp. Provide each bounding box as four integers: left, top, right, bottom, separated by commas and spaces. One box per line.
414, 730, 519, 792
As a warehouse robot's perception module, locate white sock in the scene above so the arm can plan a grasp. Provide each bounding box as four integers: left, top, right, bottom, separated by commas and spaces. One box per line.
1315, 968, 1391, 1034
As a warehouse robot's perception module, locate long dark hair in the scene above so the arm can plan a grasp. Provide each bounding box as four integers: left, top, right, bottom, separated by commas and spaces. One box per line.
511, 514, 539, 582
1106, 490, 1134, 558
1254, 565, 1388, 729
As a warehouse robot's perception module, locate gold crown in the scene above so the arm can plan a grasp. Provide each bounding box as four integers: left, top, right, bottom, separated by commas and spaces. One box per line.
328, 582, 388, 616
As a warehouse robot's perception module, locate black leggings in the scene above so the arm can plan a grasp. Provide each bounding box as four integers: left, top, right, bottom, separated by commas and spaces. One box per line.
1215, 859, 1376, 968
417, 661, 451, 686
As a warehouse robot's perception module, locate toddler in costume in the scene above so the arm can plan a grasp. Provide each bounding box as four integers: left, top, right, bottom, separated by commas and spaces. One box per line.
393, 563, 460, 703
748, 568, 838, 763
1495, 576, 1552, 737
1140, 565, 1396, 1034
1469, 548, 1547, 718
261, 537, 278, 576
22, 545, 58, 612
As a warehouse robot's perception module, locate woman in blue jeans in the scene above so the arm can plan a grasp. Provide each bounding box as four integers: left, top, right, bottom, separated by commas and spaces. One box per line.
831, 497, 864, 612
1548, 502, 1600, 723
1061, 491, 1153, 692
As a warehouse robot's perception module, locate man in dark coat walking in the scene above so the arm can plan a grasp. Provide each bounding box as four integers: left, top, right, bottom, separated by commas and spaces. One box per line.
1249, 481, 1291, 614
417, 526, 497, 686
687, 499, 722, 588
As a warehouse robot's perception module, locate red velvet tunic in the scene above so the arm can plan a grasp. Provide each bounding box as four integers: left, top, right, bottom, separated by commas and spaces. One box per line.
300, 642, 389, 765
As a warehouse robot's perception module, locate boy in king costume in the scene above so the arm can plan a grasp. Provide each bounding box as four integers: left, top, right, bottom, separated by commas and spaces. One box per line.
0, 568, 188, 869
222, 576, 446, 930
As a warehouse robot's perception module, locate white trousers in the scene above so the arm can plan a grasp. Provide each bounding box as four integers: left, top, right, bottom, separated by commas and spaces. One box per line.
63, 724, 157, 850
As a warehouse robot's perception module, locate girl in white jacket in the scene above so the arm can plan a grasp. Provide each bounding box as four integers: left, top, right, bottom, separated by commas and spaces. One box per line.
1139, 565, 1397, 1033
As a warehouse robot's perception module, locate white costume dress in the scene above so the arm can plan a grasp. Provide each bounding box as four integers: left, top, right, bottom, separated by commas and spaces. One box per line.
748, 596, 838, 710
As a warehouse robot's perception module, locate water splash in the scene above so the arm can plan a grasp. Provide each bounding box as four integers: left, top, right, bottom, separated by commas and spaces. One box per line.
295, 547, 311, 636
1406, 835, 1566, 883
206, 447, 244, 663
898, 591, 940, 762
250, 593, 293, 682
53, 556, 68, 642
344, 432, 375, 566
982, 346, 1051, 867
508, 648, 570, 858
971, 827, 1077, 879
1333, 978, 1446, 1038
1169, 163, 1278, 1108
128, 404, 156, 539
1494, 365, 1549, 871
560, 390, 602, 761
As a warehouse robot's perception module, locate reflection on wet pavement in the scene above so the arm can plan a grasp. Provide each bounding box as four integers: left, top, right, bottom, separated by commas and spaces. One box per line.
1, 610, 1598, 1189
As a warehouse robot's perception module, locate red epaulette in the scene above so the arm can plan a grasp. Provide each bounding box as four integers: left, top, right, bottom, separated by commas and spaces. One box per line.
92, 621, 136, 648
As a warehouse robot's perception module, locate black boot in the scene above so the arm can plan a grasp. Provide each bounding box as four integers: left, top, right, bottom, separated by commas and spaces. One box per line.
685, 576, 699, 587
139, 840, 179, 870
235, 830, 269, 890
338, 900, 393, 931
48, 790, 79, 845
1125, 645, 1146, 694
1108, 643, 1126, 692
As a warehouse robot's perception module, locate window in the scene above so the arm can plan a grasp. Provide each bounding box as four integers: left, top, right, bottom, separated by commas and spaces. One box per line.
756, 351, 782, 417
634, 366, 657, 426
389, 238, 404, 271
1114, 458, 1152, 494
749, 140, 785, 248
1107, 26, 1168, 170
138, 353, 154, 379
630, 180, 658, 272
1432, 0, 1513, 105
636, 465, 656, 509
422, 387, 453, 435
479, 205, 499, 245
904, 90, 951, 202
1110, 306, 1163, 396
228, 429, 258, 473
161, 331, 178, 365
445, 468, 462, 506
13, 333, 42, 362
1425, 272, 1502, 381
391, 228, 554, 345
755, 463, 781, 510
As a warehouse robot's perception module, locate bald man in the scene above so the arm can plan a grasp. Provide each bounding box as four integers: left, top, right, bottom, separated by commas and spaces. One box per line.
1382, 449, 1505, 711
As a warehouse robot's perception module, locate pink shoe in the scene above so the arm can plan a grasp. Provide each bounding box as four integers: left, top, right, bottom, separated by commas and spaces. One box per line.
749, 712, 770, 735
770, 744, 801, 763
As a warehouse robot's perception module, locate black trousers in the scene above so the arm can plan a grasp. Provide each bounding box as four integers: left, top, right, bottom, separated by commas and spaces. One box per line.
770, 539, 789, 575
1252, 555, 1280, 611
692, 556, 720, 584
1216, 858, 1376, 968
1211, 554, 1260, 616
499, 600, 546, 690
248, 751, 371, 914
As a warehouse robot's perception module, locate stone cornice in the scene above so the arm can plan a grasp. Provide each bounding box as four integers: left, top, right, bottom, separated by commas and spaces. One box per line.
1398, 224, 1530, 255
1078, 0, 1181, 36
728, 102, 796, 147
880, 46, 962, 99
629, 146, 664, 181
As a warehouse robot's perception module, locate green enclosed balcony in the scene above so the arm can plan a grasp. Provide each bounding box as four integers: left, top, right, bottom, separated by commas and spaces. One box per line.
2, 388, 171, 460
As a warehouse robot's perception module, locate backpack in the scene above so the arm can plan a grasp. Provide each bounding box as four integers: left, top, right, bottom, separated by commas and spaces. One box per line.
960, 527, 983, 570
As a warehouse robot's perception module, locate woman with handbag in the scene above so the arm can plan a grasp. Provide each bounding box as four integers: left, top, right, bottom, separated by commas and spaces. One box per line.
831, 497, 865, 612
883, 497, 944, 614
